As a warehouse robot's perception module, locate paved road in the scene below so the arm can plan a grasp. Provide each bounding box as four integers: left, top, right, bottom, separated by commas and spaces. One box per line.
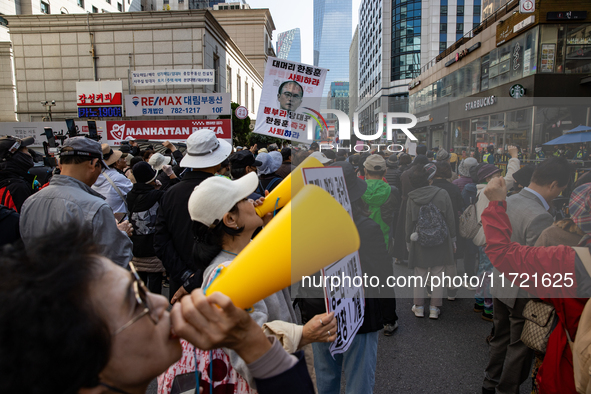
148, 261, 532, 393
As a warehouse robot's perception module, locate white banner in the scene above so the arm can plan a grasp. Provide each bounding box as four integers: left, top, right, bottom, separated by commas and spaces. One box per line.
302, 167, 364, 356
0, 121, 107, 146
132, 69, 215, 86
253, 57, 328, 143
125, 93, 231, 117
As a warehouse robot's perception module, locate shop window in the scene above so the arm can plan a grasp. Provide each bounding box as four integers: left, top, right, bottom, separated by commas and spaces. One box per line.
540, 25, 566, 73
565, 25, 591, 74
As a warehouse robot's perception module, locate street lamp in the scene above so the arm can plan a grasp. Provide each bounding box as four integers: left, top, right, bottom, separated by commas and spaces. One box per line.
41, 100, 56, 121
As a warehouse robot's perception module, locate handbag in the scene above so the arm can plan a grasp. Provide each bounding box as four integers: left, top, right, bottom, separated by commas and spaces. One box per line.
521, 299, 558, 354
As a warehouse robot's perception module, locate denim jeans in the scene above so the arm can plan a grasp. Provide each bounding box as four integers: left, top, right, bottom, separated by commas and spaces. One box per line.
312, 331, 379, 394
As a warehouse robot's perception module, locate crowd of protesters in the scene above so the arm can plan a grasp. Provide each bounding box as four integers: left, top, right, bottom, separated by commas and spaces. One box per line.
1, 131, 591, 394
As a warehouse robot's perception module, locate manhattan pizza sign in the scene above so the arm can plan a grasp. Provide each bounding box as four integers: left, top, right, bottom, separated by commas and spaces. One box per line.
106, 119, 231, 144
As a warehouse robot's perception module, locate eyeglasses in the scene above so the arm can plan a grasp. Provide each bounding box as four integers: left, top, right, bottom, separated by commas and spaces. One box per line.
281, 91, 302, 100
113, 262, 159, 335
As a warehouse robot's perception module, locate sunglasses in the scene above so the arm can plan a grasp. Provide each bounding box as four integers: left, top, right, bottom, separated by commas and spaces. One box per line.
113, 262, 159, 335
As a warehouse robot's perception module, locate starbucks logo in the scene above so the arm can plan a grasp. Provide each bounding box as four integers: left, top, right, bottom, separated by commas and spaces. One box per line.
509, 84, 526, 99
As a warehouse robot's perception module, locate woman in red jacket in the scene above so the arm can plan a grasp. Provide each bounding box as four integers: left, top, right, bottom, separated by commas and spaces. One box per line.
481, 177, 591, 394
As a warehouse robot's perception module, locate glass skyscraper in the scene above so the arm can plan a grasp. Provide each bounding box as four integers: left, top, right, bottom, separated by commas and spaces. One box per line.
276, 28, 301, 63
313, 0, 352, 97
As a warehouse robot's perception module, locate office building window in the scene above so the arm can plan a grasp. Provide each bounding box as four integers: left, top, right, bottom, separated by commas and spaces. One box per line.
106, 0, 111, 4
213, 54, 220, 93
92, 5, 98, 12
117, 2, 122, 10
244, 83, 249, 110
457, 6, 464, 16
474, 5, 481, 16
251, 87, 254, 112
78, 0, 84, 8
40, 1, 50, 13
237, 75, 241, 105
440, 5, 447, 15
440, 23, 447, 32
227, 66, 232, 97
456, 23, 464, 33
440, 41, 447, 52
391, 0, 421, 81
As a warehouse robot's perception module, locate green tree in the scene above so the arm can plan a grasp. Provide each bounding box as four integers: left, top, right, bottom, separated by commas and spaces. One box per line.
219, 102, 251, 148
220, 102, 283, 149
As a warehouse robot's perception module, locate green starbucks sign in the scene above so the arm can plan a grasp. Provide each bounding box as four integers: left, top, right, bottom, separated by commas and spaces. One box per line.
509, 84, 526, 99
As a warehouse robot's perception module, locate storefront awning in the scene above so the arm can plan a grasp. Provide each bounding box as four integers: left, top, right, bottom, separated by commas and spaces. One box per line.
544, 131, 591, 145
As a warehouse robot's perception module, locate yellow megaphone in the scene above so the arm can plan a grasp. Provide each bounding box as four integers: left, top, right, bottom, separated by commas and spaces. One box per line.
255, 156, 324, 217
205, 185, 360, 309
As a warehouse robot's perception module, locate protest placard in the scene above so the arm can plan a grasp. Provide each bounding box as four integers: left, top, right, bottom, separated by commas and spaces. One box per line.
253, 57, 328, 143
301, 167, 365, 356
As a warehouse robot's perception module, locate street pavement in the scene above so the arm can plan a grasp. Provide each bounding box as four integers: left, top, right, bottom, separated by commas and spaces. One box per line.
147, 261, 532, 393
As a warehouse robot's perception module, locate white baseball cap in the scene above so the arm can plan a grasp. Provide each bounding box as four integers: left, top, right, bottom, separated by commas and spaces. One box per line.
310, 151, 331, 164
148, 152, 171, 171
179, 129, 232, 169
188, 172, 258, 227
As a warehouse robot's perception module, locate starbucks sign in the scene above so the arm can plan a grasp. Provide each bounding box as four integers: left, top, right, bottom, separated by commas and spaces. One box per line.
509, 84, 526, 99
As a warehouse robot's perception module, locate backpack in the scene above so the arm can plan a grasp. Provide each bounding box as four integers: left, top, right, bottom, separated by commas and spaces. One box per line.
459, 192, 480, 239
569, 247, 591, 394
413, 191, 448, 247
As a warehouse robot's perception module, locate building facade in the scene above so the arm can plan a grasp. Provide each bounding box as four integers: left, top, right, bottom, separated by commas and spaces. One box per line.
276, 28, 301, 63
349, 26, 358, 128
408, 0, 591, 156
314, 0, 351, 98
355, 0, 482, 138
1, 10, 263, 123
0, 0, 140, 15
210, 8, 276, 78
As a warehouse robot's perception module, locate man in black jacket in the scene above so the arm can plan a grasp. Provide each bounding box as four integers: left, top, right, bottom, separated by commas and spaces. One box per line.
154, 130, 232, 303
0, 136, 36, 212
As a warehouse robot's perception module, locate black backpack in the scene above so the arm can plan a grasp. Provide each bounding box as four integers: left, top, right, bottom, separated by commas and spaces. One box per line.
413, 191, 448, 247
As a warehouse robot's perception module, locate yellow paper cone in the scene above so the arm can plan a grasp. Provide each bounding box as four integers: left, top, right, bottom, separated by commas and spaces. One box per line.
255, 156, 324, 217
205, 185, 359, 309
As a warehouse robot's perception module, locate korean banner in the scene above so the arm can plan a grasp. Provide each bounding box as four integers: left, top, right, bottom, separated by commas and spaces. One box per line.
253, 57, 328, 143
301, 167, 365, 356
132, 69, 215, 86
106, 119, 231, 144
77, 81, 123, 106
125, 93, 231, 117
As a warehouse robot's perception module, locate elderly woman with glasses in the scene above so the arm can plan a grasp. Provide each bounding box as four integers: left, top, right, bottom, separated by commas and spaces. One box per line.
0, 227, 317, 394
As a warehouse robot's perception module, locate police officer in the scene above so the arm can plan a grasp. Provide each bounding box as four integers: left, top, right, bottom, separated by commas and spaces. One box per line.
534, 145, 546, 160
576, 144, 588, 160
482, 144, 495, 164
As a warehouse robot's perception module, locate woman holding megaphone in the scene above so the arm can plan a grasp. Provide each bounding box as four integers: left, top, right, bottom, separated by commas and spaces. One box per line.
159, 172, 336, 394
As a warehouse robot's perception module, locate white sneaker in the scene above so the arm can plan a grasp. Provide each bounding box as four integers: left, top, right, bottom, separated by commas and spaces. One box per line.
429, 306, 440, 319
412, 305, 424, 318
